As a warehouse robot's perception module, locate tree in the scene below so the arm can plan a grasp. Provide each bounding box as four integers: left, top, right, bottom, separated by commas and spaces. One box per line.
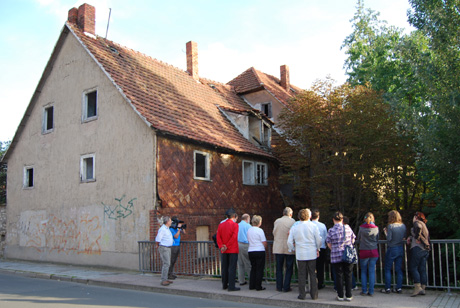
341, 0, 460, 238
277, 80, 418, 229
0, 141, 10, 204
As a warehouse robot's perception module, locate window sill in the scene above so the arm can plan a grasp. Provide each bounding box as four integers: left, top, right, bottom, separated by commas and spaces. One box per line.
82, 116, 98, 123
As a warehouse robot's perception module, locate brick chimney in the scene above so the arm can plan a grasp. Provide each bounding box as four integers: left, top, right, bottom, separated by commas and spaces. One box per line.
186, 41, 199, 80
280, 65, 290, 91
68, 3, 96, 36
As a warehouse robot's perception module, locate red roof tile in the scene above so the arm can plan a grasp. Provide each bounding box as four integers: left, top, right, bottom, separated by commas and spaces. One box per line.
68, 23, 273, 159
228, 67, 303, 108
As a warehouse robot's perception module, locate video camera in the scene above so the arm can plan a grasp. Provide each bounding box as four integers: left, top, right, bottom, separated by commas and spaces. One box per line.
171, 217, 187, 230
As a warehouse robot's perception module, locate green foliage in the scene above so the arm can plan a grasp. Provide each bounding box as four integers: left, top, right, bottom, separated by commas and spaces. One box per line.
0, 141, 10, 204
342, 0, 460, 238
277, 81, 419, 229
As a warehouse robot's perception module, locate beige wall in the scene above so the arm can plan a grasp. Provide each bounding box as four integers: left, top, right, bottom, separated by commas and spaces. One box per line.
243, 90, 286, 123
5, 32, 155, 269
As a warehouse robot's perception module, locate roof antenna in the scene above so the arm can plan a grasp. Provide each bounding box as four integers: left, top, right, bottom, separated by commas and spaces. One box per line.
105, 8, 112, 39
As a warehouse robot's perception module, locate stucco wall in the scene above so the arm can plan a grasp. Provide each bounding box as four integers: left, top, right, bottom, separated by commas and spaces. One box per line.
155, 137, 283, 241
0, 204, 5, 258
243, 90, 286, 123
4, 31, 155, 269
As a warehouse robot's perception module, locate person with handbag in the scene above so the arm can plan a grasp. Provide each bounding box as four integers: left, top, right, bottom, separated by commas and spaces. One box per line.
407, 211, 431, 297
326, 211, 356, 302
357, 212, 379, 296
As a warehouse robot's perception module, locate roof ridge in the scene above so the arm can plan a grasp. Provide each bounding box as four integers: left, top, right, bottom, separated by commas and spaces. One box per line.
67, 22, 191, 78
250, 67, 265, 86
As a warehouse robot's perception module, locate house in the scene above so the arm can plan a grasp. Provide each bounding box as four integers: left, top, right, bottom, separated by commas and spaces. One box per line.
0, 4, 286, 269
228, 65, 303, 125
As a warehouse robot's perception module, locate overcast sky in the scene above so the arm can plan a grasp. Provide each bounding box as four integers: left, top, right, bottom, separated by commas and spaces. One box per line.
0, 0, 413, 142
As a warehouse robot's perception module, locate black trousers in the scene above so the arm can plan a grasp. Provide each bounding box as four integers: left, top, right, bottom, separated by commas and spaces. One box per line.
221, 253, 238, 290
249, 251, 265, 290
316, 248, 327, 286
333, 262, 354, 298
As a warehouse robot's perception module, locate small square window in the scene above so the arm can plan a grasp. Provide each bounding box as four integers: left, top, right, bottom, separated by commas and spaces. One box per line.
80, 154, 95, 182
194, 151, 210, 180
23, 166, 34, 188
82, 89, 98, 122
43, 105, 54, 133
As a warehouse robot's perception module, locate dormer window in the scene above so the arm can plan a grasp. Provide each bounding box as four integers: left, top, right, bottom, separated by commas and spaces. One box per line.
260, 102, 272, 118
261, 122, 271, 147
82, 88, 98, 122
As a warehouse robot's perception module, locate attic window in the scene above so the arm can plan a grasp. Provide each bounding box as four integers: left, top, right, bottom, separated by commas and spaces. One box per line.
82, 89, 98, 122
42, 105, 54, 134
110, 46, 119, 54
260, 103, 272, 118
208, 84, 216, 89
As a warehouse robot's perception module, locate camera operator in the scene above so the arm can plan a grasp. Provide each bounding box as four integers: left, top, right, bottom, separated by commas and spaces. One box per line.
168, 216, 186, 280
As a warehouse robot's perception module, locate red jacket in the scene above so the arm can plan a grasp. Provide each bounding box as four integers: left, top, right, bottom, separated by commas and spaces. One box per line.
217, 219, 239, 254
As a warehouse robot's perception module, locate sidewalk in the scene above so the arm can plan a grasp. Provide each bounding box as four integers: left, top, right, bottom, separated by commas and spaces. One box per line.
0, 259, 458, 308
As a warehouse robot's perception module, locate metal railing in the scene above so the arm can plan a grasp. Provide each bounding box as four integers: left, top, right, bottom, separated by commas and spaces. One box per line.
139, 239, 460, 291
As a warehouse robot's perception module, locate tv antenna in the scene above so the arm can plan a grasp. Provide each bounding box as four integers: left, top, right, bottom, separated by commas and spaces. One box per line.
105, 8, 112, 39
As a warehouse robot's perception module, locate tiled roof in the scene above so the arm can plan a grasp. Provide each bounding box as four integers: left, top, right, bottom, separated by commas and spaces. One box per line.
227, 67, 303, 108
68, 23, 273, 159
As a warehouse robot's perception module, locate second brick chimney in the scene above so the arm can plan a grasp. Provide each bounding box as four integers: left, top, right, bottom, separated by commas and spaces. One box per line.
186, 41, 199, 80
68, 3, 96, 36
280, 65, 290, 91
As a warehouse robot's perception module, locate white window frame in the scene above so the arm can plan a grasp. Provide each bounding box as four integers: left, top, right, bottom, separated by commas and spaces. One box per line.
42, 104, 54, 134
23, 166, 34, 189
82, 88, 98, 122
242, 160, 255, 185
194, 150, 210, 181
261, 121, 271, 147
80, 154, 96, 182
256, 162, 268, 185
243, 160, 268, 186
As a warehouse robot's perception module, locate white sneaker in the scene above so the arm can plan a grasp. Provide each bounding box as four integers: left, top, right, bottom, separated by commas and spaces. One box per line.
337, 296, 344, 301
345, 297, 353, 301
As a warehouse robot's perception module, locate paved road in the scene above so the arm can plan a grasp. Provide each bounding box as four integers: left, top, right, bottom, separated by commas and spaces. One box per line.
0, 272, 277, 308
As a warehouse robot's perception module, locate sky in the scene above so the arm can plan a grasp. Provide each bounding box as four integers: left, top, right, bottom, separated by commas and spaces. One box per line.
0, 0, 414, 142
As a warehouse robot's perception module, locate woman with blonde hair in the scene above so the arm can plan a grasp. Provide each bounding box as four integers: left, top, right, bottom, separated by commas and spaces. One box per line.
357, 212, 379, 296
381, 210, 406, 294
247, 215, 267, 291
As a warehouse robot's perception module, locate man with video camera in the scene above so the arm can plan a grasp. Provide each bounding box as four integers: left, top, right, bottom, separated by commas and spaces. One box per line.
168, 216, 186, 280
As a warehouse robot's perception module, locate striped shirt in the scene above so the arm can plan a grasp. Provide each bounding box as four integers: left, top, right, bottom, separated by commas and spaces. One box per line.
326, 223, 356, 264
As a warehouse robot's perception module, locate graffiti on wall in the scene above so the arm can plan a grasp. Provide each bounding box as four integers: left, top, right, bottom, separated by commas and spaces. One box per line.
18, 212, 101, 255
102, 195, 137, 220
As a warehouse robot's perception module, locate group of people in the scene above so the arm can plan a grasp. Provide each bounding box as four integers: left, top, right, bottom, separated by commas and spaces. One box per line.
155, 207, 431, 302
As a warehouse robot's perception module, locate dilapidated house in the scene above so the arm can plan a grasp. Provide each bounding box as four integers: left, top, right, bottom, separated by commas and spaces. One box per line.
0, 3, 298, 269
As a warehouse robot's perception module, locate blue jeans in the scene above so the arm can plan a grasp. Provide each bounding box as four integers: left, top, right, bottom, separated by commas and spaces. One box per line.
360, 257, 378, 294
275, 254, 295, 291
384, 246, 404, 289
410, 246, 429, 285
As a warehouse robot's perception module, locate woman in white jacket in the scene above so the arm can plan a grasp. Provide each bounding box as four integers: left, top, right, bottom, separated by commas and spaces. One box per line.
287, 209, 321, 300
